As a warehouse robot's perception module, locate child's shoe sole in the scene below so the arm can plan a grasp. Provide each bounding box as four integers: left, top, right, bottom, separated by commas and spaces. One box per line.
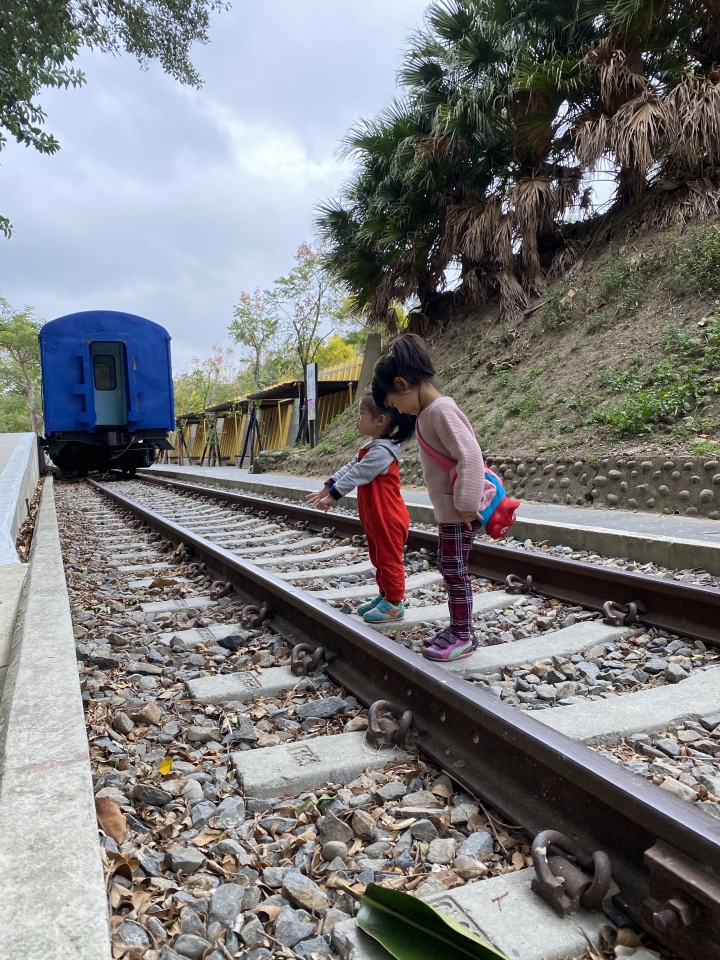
363, 605, 405, 623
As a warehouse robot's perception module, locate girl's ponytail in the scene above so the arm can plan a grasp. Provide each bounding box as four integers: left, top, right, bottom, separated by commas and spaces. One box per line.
371, 334, 436, 406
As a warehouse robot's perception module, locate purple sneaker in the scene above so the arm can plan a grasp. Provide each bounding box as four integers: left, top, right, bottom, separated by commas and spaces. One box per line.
423, 629, 481, 649
423, 627, 475, 661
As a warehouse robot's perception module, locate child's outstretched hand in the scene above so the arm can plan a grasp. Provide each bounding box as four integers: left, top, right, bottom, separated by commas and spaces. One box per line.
306, 489, 334, 512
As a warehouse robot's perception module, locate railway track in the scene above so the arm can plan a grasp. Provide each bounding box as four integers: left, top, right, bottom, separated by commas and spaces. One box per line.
59, 475, 720, 960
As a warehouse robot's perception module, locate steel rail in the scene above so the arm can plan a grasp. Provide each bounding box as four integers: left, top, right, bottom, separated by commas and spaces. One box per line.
135, 473, 720, 646
92, 478, 720, 958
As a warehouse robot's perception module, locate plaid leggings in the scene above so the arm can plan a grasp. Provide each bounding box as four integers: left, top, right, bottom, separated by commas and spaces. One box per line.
437, 522, 478, 639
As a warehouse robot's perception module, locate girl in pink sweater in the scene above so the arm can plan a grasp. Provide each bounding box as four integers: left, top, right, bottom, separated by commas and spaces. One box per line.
372, 334, 518, 661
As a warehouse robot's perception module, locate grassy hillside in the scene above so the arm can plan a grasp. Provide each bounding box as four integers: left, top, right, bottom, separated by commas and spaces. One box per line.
285, 218, 720, 483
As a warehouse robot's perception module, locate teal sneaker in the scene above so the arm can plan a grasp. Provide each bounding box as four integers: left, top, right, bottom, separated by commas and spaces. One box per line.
357, 594, 384, 616
363, 600, 405, 623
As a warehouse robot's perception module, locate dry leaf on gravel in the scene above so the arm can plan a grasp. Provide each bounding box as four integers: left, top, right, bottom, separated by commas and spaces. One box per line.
95, 797, 127, 843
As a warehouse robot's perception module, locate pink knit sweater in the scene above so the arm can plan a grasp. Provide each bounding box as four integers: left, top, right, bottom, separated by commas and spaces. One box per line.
416, 396, 487, 524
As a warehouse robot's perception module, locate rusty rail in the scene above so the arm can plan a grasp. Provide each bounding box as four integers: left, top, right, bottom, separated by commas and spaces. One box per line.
92, 478, 720, 958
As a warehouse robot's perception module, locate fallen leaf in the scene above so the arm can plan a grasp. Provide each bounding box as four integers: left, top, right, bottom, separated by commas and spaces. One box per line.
343, 881, 509, 959
191, 830, 223, 847
158, 757, 173, 776
96, 797, 128, 844
511, 852, 524, 870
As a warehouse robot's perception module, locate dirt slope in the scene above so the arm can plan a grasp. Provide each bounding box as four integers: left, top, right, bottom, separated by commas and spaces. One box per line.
285, 216, 720, 483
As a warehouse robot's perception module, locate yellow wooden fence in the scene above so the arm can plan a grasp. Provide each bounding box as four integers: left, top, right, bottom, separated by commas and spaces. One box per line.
169, 356, 363, 463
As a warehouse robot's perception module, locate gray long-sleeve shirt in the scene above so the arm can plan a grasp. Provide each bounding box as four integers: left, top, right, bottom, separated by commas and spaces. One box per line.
327, 438, 402, 500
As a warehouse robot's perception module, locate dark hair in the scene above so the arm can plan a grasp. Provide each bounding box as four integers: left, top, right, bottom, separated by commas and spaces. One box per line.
371, 334, 437, 407
359, 391, 416, 444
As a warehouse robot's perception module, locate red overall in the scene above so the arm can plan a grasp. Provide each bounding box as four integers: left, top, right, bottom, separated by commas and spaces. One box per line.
356, 448, 410, 603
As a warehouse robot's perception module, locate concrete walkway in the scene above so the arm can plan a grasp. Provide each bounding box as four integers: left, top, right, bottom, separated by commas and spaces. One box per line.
145, 463, 720, 573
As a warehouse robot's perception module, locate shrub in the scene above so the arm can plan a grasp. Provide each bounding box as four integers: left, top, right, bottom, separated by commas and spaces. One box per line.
672, 226, 720, 297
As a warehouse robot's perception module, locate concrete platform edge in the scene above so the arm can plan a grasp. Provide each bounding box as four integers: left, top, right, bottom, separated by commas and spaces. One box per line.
0, 433, 39, 564
141, 466, 720, 574
0, 477, 111, 959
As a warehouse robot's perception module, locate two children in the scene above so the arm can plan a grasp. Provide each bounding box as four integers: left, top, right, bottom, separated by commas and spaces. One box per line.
308, 334, 518, 660
307, 393, 414, 623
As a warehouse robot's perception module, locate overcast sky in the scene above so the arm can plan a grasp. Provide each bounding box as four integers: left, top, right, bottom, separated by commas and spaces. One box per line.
1, 1, 428, 370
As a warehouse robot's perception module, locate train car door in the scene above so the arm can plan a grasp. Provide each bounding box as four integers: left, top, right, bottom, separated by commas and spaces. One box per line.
91, 342, 127, 425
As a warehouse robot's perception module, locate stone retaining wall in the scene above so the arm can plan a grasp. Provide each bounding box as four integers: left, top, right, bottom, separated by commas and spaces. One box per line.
304, 445, 720, 519
486, 454, 720, 518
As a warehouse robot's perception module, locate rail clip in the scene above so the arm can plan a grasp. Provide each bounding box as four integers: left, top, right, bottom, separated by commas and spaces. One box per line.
290, 644, 326, 676
531, 830, 619, 918
210, 580, 234, 599
241, 602, 271, 628
602, 599, 648, 626
506, 574, 533, 594
366, 700, 413, 750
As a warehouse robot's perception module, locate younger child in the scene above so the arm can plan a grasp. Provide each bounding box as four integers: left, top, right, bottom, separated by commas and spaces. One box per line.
371, 334, 519, 661
306, 393, 415, 623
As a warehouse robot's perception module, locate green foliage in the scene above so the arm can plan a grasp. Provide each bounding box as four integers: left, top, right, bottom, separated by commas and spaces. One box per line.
598, 256, 654, 314
598, 353, 643, 391
228, 289, 279, 388
1, 0, 225, 235
173, 345, 244, 415
349, 880, 508, 960
672, 226, 720, 297
589, 318, 720, 436
0, 297, 42, 431
540, 289, 575, 330
506, 388, 542, 418
314, 333, 360, 371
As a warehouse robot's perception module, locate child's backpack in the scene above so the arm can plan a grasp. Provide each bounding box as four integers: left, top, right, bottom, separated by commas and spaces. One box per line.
416, 423, 519, 540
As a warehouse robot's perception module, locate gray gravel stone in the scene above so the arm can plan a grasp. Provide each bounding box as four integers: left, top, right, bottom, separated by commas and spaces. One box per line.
458, 831, 494, 859
427, 838, 457, 864
167, 847, 206, 874
113, 711, 135, 734
240, 916, 267, 947
187, 725, 222, 743
275, 907, 316, 947
133, 784, 172, 806
191, 800, 217, 828
656, 738, 682, 758
174, 934, 212, 960
351, 809, 376, 842
263, 866, 290, 888
317, 811, 353, 845
214, 796, 246, 828
117, 922, 150, 948
376, 780, 406, 802
665, 663, 689, 683
410, 819, 439, 842
295, 936, 332, 957
296, 697, 347, 719
322, 841, 348, 862
282, 871, 331, 914
209, 883, 245, 926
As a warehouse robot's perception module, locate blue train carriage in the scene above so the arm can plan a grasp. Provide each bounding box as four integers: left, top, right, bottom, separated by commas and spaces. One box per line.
39, 310, 175, 475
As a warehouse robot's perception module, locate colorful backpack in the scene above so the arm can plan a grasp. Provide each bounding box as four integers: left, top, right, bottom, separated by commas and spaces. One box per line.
416, 422, 519, 539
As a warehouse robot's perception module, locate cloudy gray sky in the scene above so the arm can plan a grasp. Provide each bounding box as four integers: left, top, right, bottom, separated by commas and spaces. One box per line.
1, 1, 428, 370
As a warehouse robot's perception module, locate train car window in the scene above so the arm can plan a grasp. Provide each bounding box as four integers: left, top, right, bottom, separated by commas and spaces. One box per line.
94, 355, 117, 391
